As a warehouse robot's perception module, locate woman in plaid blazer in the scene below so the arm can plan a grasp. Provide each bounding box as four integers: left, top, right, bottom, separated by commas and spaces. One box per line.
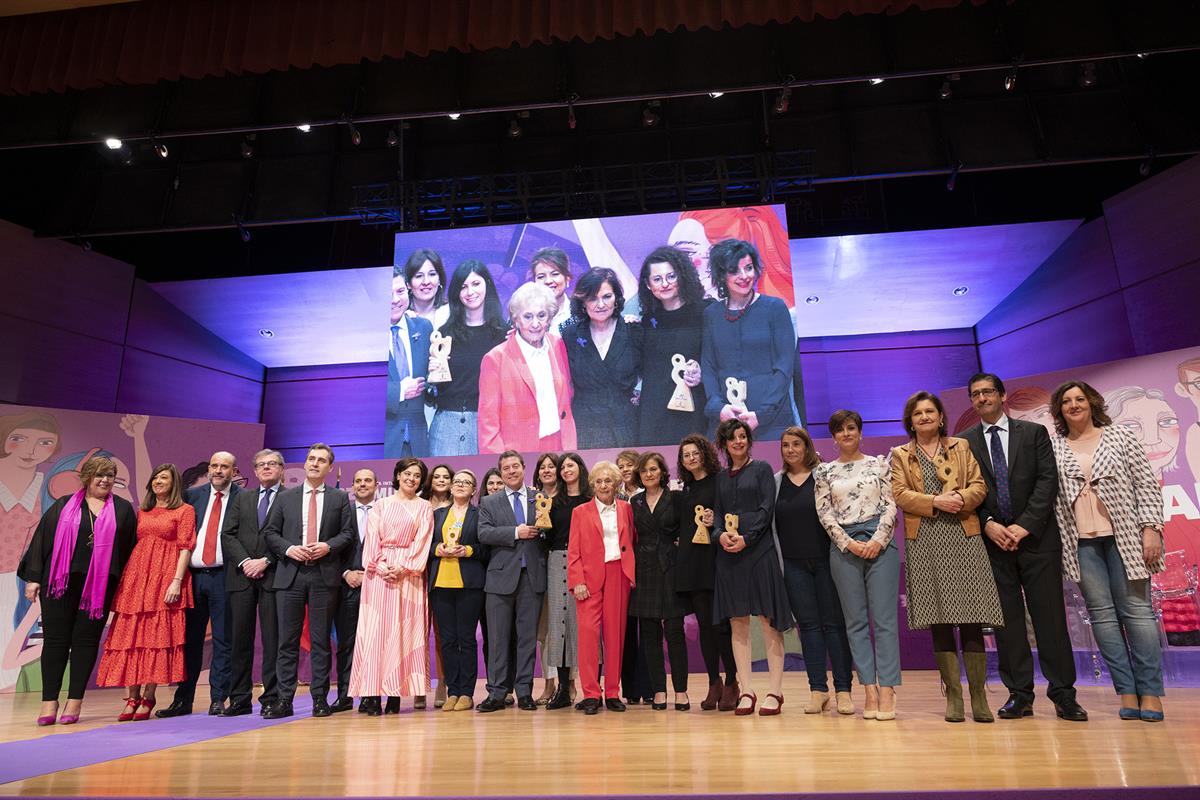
1049, 380, 1165, 722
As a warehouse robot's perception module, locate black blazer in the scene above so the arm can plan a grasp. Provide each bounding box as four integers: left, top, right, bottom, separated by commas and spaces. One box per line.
220, 484, 279, 592
561, 316, 642, 448
428, 505, 488, 590
964, 417, 1060, 551
262, 484, 355, 589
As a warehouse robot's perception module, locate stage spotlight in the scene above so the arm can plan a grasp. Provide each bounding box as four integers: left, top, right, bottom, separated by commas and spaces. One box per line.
448, 113, 461, 120
1136, 52, 1149, 60
946, 162, 961, 192
296, 123, 311, 133
642, 104, 660, 127
1139, 146, 1155, 177
259, 328, 274, 339
241, 136, 255, 158
385, 127, 399, 147
151, 137, 169, 158
507, 117, 523, 138
346, 120, 362, 146
236, 220, 251, 243
868, 78, 885, 86
104, 137, 122, 150
773, 87, 791, 114
708, 91, 724, 99
1003, 69, 1017, 92
952, 285, 969, 296
1078, 62, 1097, 88
938, 80, 953, 100
805, 295, 820, 305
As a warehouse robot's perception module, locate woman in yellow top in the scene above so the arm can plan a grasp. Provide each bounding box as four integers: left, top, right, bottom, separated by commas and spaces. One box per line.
428, 470, 488, 711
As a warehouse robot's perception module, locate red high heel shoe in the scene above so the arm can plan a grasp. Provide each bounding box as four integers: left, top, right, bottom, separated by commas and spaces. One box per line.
759, 693, 784, 716
132, 697, 156, 721
734, 691, 757, 716
117, 697, 140, 722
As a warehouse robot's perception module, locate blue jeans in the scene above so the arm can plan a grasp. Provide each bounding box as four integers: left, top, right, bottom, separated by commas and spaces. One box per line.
429, 409, 478, 456
827, 520, 902, 687
1076, 537, 1164, 696
783, 557, 853, 692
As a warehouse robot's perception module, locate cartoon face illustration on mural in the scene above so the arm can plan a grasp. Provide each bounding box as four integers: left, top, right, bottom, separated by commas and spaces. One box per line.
1105, 385, 1181, 480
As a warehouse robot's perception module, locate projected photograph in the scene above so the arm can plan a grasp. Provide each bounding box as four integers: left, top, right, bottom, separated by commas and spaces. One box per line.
385, 206, 802, 457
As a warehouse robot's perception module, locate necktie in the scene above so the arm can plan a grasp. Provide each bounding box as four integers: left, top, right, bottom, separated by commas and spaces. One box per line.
511, 490, 525, 524
391, 325, 410, 381
202, 491, 223, 565
988, 426, 1013, 522
257, 487, 271, 527
358, 505, 371, 542
306, 488, 319, 546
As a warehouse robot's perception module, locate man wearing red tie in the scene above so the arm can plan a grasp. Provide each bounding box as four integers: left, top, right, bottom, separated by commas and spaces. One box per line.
262, 443, 355, 718
158, 451, 241, 718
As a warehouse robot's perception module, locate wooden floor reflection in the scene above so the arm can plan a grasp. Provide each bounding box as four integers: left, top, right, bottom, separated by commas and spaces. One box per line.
2, 673, 1199, 797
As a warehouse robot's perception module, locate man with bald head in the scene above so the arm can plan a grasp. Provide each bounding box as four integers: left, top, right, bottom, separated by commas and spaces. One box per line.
158, 451, 242, 718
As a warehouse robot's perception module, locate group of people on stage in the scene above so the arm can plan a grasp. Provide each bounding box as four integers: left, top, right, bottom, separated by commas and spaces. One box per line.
19, 370, 1168, 725
387, 237, 798, 457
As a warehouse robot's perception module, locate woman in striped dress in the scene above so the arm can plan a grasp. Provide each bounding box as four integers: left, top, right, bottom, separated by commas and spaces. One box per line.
349, 458, 434, 715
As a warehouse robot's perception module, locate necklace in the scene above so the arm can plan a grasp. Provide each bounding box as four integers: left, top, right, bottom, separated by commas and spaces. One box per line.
85, 505, 97, 548
723, 291, 756, 323
917, 439, 942, 460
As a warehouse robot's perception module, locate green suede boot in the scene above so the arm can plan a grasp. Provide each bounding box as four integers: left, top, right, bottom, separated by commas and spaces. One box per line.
934, 651, 965, 723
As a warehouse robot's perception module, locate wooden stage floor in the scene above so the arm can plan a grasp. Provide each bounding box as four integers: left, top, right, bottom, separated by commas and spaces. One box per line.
1, 672, 1199, 798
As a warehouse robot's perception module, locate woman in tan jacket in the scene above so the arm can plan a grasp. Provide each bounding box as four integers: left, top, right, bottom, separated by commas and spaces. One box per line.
891, 391, 1003, 723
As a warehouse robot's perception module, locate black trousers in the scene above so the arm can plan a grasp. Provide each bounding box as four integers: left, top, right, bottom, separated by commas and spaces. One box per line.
333, 584, 359, 699
685, 589, 737, 685
276, 565, 340, 703
621, 615, 651, 701
227, 578, 278, 708
986, 538, 1078, 703
639, 616, 689, 694
39, 574, 107, 701
430, 587, 485, 697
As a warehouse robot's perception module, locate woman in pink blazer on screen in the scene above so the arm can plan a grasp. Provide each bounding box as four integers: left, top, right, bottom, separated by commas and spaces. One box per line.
477, 282, 577, 454
567, 461, 636, 714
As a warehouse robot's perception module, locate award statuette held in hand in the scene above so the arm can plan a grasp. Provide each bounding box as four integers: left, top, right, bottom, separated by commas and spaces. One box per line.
534, 492, 554, 529
667, 353, 695, 412
692, 505, 711, 544
427, 331, 453, 383
445, 518, 462, 549
724, 513, 740, 539
725, 377, 748, 413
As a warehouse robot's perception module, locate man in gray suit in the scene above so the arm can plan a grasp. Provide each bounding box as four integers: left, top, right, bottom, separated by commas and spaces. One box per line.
476, 450, 546, 712
261, 443, 355, 719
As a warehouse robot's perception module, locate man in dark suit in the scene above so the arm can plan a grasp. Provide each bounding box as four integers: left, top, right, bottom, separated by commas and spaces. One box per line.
331, 467, 377, 713
963, 373, 1087, 722
158, 451, 240, 718
262, 443, 355, 719
219, 448, 284, 716
476, 450, 546, 712
385, 272, 432, 458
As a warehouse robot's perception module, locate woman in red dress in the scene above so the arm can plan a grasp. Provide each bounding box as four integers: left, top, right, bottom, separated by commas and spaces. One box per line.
96, 464, 195, 721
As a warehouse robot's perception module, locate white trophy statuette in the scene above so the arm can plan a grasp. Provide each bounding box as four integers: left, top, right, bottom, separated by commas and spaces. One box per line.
427, 331, 453, 383
667, 353, 695, 413
725, 376, 748, 413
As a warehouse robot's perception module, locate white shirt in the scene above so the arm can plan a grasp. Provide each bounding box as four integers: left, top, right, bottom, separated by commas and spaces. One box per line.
982, 413, 1011, 471
515, 333, 561, 438
301, 484, 327, 545
596, 497, 620, 562
191, 486, 231, 568
355, 501, 374, 543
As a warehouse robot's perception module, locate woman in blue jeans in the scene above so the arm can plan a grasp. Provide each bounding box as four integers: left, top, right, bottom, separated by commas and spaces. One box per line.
815, 410, 900, 720
1049, 381, 1165, 721
774, 426, 855, 715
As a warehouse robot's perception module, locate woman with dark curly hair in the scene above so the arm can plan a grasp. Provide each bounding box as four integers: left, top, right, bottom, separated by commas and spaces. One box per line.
636, 246, 711, 446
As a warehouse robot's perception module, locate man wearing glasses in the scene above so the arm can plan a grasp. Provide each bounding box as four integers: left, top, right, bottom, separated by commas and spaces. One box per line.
218, 449, 285, 716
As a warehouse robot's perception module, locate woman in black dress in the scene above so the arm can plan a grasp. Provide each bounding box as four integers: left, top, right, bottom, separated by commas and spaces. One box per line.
560, 268, 642, 449
628, 452, 690, 710
635, 246, 709, 446
712, 418, 793, 716
675, 434, 738, 711
543, 452, 590, 709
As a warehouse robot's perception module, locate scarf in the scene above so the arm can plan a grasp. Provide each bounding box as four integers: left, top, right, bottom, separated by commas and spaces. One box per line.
47, 489, 118, 619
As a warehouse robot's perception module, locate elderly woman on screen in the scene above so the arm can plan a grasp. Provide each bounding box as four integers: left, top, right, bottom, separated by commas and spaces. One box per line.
477, 282, 577, 454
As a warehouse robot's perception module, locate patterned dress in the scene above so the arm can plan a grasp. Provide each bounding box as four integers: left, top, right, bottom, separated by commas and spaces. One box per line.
904, 449, 1003, 630
349, 494, 434, 697
97, 505, 196, 685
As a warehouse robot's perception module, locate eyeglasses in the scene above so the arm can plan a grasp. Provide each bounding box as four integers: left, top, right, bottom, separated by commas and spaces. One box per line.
254, 460, 282, 469
649, 272, 679, 287
88, 473, 127, 489
969, 388, 998, 399
451, 479, 476, 487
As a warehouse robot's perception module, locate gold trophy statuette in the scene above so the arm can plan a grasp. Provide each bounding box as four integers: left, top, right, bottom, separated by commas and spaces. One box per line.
667, 353, 695, 413
445, 525, 461, 549
534, 492, 554, 529
692, 504, 711, 544
724, 513, 740, 539
725, 376, 748, 413
427, 331, 453, 383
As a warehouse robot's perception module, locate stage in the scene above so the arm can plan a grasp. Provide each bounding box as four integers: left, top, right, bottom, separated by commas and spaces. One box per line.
1, 673, 1198, 799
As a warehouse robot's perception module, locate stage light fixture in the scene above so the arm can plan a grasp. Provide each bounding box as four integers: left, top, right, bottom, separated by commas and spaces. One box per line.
104, 137, 123, 149
241, 136, 254, 158
1078, 62, 1097, 88
347, 121, 361, 146
568, 104, 577, 130
236, 220, 251, 243
507, 117, 523, 138
81, 239, 92, 251
805, 295, 820, 305
296, 123, 311, 133
952, 285, 969, 296
1003, 69, 1017, 92
1136, 52, 1149, 60
151, 137, 169, 158
642, 104, 660, 127
448, 113, 461, 120
385, 127, 399, 147
708, 91, 724, 99
938, 80, 953, 100
1139, 146, 1156, 177
946, 162, 962, 192
868, 78, 885, 86
773, 87, 791, 114
258, 328, 274, 339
